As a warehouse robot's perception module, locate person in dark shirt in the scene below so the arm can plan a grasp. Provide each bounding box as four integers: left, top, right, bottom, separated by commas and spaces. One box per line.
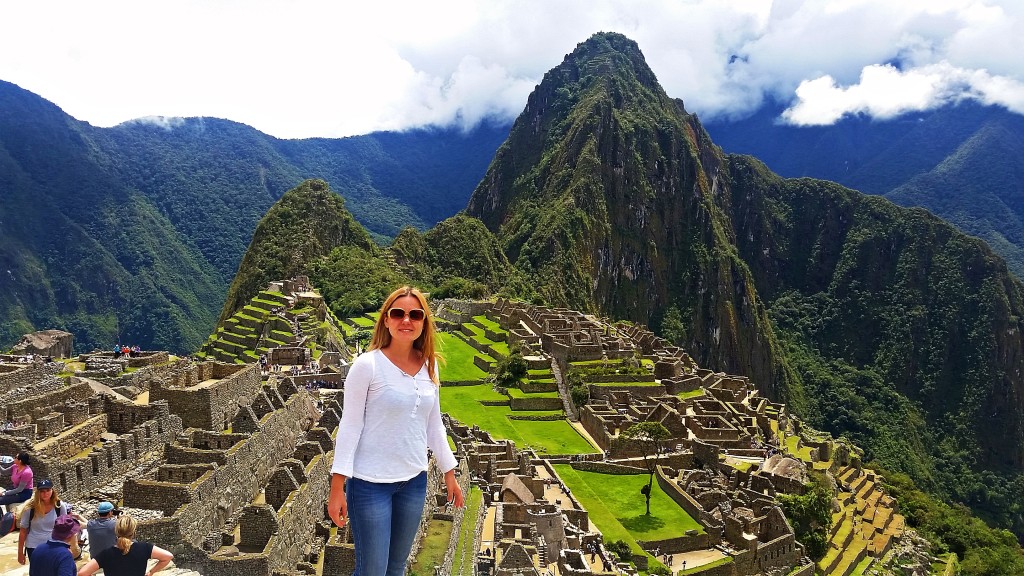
28, 514, 80, 576
76, 514, 173, 576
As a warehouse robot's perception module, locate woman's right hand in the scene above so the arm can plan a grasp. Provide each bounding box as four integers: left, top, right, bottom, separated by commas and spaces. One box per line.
17, 551, 25, 565
327, 474, 348, 528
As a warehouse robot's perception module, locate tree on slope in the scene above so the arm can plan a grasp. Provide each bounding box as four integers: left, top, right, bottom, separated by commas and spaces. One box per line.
622, 421, 671, 515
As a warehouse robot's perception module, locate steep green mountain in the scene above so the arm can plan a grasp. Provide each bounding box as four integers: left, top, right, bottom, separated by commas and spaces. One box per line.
467, 32, 798, 404
886, 120, 1024, 276
466, 32, 1024, 539
0, 79, 506, 352
706, 103, 1024, 277
217, 179, 378, 321
0, 82, 222, 353
222, 182, 521, 322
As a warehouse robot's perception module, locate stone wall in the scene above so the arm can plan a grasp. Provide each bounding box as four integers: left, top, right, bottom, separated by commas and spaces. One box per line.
509, 397, 564, 411
130, 392, 316, 550
32, 401, 182, 502
0, 362, 60, 396
1, 367, 83, 421
654, 466, 715, 534
151, 363, 261, 431
587, 383, 667, 401
231, 447, 332, 574
35, 414, 106, 461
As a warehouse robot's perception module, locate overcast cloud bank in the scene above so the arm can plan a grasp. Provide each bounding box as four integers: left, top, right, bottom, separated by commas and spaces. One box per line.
0, 0, 1021, 138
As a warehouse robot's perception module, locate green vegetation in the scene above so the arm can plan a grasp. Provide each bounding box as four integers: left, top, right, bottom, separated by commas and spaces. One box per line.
553, 465, 702, 567
777, 473, 832, 561
440, 384, 594, 454
450, 486, 484, 576
494, 352, 528, 389
437, 333, 489, 381
408, 518, 453, 575
880, 468, 1024, 575
621, 422, 672, 516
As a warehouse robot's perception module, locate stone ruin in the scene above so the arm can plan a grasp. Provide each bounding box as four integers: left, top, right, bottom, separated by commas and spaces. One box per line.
9, 329, 74, 359
1, 292, 912, 576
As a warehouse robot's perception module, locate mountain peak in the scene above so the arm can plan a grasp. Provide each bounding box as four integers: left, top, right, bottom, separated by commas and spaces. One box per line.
559, 32, 659, 91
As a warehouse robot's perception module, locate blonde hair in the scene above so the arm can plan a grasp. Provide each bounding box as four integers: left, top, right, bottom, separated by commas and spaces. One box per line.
115, 514, 137, 555
27, 485, 61, 519
370, 286, 442, 384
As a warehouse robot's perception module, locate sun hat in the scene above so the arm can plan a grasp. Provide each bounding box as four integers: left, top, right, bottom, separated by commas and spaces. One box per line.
97, 502, 116, 514
0, 456, 13, 465
51, 514, 81, 541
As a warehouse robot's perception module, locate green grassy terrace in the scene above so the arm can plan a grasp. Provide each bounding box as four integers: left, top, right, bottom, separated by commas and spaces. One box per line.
553, 465, 703, 570
440, 384, 595, 454
438, 332, 490, 381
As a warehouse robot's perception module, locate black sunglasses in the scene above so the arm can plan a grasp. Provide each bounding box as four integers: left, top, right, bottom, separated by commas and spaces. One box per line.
388, 307, 426, 321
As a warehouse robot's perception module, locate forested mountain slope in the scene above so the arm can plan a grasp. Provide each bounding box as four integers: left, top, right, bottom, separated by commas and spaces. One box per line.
707, 103, 1024, 277
0, 79, 506, 352
465, 32, 1024, 538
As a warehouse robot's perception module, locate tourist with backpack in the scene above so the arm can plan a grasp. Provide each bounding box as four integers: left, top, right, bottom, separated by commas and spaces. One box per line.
17, 479, 70, 564
27, 513, 81, 576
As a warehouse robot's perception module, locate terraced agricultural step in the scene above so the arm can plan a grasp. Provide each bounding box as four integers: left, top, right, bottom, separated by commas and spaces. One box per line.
856, 480, 876, 501
848, 472, 869, 494
873, 507, 893, 531
221, 331, 258, 348
869, 532, 894, 556
828, 540, 867, 576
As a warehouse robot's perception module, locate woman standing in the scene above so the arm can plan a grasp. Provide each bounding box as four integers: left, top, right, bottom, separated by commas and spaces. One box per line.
0, 453, 34, 514
77, 514, 174, 576
327, 286, 464, 576
17, 478, 68, 564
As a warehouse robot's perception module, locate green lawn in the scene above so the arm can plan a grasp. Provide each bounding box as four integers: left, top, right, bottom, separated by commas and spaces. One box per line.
348, 315, 375, 328
553, 465, 704, 546
678, 388, 705, 400
552, 465, 704, 574
472, 315, 505, 333
438, 333, 489, 381
440, 385, 594, 454
784, 435, 815, 462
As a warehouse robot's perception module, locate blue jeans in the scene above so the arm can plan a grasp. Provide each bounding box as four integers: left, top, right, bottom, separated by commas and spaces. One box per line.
347, 471, 427, 576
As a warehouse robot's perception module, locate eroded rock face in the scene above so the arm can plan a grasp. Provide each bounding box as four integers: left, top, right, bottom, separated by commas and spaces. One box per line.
11, 329, 73, 358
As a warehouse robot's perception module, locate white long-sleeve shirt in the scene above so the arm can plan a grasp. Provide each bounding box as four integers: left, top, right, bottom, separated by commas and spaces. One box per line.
331, 349, 458, 482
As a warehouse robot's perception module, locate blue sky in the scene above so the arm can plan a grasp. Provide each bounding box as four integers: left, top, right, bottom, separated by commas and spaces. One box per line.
1, 0, 1021, 139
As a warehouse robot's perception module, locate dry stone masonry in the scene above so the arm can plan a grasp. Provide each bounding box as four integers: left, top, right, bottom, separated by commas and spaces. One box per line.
1, 288, 923, 576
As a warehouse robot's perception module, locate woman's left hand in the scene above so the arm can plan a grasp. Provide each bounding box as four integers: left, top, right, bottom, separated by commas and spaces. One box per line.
444, 470, 465, 508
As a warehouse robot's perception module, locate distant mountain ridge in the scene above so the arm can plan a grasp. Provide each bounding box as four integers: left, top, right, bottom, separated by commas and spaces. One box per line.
0, 78, 507, 352
706, 103, 1024, 277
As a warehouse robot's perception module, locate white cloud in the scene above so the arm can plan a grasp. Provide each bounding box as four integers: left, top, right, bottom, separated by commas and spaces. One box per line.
0, 0, 1020, 137
783, 62, 1024, 125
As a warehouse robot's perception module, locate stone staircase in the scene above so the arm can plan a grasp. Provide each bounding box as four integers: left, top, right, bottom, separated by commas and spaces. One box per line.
819, 465, 905, 576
